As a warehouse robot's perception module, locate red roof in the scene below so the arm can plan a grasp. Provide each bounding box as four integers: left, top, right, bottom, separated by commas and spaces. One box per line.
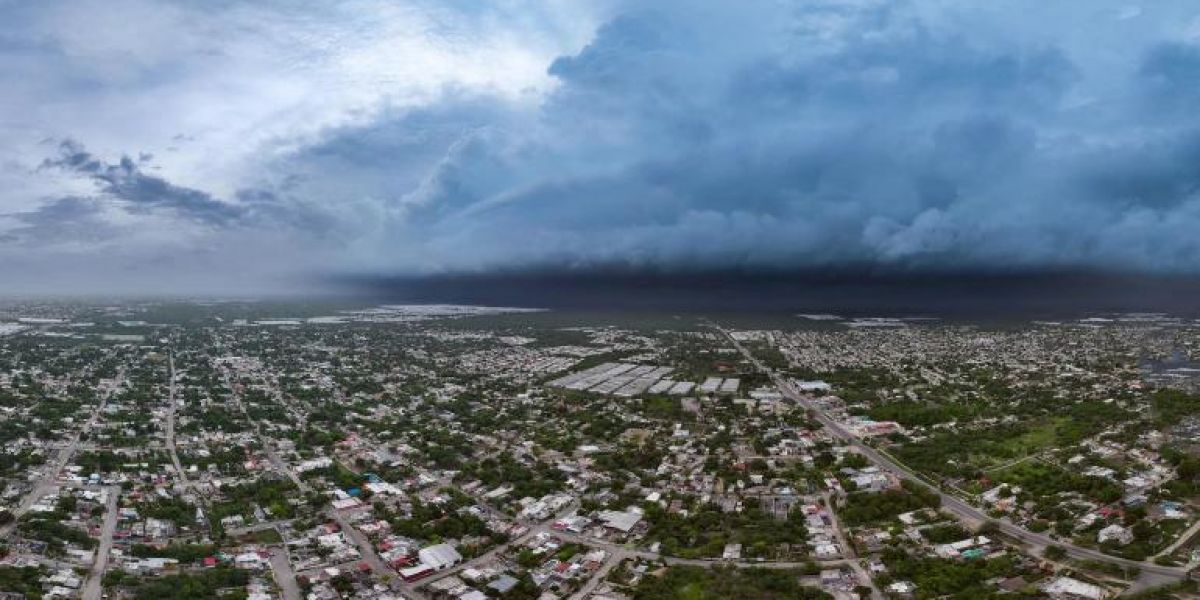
203, 557, 218, 567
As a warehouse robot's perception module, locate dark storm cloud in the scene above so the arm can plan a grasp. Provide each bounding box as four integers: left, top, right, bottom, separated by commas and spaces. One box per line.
281, 1, 1200, 278
1077, 130, 1200, 209
14, 196, 101, 227
2, 196, 113, 244
334, 269, 1200, 318
42, 140, 244, 225
1139, 42, 1200, 110
36, 139, 342, 236
15, 0, 1200, 294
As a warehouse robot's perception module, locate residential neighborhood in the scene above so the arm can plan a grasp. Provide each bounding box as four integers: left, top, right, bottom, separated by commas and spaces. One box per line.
2, 302, 1200, 599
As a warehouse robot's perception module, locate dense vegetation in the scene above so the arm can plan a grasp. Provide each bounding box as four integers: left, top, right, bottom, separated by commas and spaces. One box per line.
633, 566, 832, 600
104, 566, 250, 600
0, 566, 46, 599
880, 550, 1023, 599
646, 497, 810, 559
839, 481, 940, 526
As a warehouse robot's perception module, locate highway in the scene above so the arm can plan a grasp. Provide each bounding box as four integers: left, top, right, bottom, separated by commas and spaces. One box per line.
710, 322, 1191, 586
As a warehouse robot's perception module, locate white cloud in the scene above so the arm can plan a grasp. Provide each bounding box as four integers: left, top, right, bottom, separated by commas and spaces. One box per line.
0, 0, 603, 292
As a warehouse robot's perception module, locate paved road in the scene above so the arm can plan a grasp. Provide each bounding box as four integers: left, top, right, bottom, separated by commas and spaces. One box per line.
224, 369, 394, 596
1156, 518, 1200, 559
165, 352, 194, 494
224, 371, 309, 493
823, 491, 882, 600
569, 550, 626, 600
81, 485, 121, 600
711, 322, 1191, 584
2, 369, 121, 536
331, 511, 390, 571
268, 546, 303, 600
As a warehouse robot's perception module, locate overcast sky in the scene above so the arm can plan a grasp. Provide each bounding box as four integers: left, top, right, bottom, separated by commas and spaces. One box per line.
4, 0, 1200, 295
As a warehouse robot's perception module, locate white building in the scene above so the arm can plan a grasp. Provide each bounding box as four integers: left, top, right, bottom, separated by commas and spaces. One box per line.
1097, 524, 1133, 546
419, 543, 463, 571
795, 380, 832, 393
1043, 576, 1108, 600
598, 510, 642, 534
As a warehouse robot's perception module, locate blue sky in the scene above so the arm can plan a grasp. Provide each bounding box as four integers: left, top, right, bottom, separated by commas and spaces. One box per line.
3, 0, 1200, 294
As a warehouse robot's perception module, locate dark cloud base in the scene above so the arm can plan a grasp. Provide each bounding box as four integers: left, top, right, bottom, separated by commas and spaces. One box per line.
327, 268, 1200, 318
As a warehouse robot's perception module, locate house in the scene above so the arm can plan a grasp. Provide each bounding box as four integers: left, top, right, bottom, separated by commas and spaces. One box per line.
418, 543, 462, 571
980, 485, 1021, 512
1042, 576, 1109, 600
819, 569, 846, 588
489, 574, 520, 594
399, 565, 433, 583
813, 543, 840, 559
795, 380, 831, 393
1097, 524, 1133, 546
330, 497, 362, 511
553, 515, 590, 533
597, 510, 642, 534
43, 570, 81, 590
844, 466, 897, 492
145, 518, 176, 540
234, 552, 267, 570
126, 557, 179, 574
997, 576, 1028, 593
933, 536, 991, 559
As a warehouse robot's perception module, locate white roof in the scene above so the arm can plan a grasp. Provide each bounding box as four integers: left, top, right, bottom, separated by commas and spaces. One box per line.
1043, 576, 1107, 600
419, 543, 463, 569
598, 510, 642, 533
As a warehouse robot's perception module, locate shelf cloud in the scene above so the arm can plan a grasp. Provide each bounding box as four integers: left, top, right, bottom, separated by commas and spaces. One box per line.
4, 1, 1200, 294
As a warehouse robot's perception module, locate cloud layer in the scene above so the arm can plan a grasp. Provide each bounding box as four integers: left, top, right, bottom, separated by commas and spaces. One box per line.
5, 0, 1200, 293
